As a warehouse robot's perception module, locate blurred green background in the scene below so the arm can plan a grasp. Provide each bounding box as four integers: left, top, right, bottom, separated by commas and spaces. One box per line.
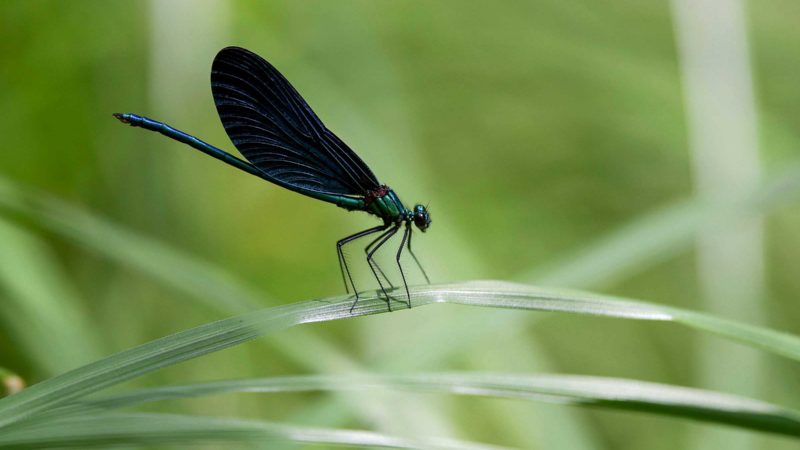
1, 0, 800, 448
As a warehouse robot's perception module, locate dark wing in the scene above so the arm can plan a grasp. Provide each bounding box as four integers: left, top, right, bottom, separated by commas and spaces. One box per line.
210, 46, 380, 196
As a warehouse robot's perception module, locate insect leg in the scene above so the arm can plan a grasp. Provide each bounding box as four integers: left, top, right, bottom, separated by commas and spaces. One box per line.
363, 224, 400, 312
364, 230, 396, 290
337, 225, 387, 297
396, 224, 412, 308
407, 224, 430, 284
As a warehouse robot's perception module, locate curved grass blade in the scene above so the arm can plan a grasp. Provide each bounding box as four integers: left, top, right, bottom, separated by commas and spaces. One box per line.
324, 163, 800, 444
0, 291, 389, 428
57, 373, 800, 439
0, 412, 505, 450
2, 281, 800, 428
432, 281, 800, 363
0, 175, 460, 436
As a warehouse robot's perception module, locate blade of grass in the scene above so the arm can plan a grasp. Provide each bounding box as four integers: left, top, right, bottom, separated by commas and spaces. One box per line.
343, 163, 800, 444
673, 1, 764, 449
2, 281, 800, 428
0, 412, 505, 450
0, 175, 472, 438
52, 373, 800, 439
0, 289, 395, 428
349, 164, 800, 410
0, 291, 379, 428
0, 175, 433, 434
336, 162, 800, 447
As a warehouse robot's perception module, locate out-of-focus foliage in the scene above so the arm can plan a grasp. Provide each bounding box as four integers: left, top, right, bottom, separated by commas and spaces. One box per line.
1, 1, 799, 449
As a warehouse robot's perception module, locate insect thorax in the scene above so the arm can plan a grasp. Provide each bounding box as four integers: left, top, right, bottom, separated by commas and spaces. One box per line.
365, 185, 408, 222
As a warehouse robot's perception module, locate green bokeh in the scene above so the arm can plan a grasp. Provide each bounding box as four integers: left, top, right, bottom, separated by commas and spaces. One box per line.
1, 1, 799, 449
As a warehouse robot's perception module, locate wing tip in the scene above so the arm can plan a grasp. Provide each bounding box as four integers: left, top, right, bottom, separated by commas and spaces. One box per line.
215, 46, 259, 62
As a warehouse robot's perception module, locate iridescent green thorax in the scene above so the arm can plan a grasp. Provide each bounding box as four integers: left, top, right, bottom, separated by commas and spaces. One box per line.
365, 186, 409, 223
312, 187, 408, 223
319, 185, 423, 227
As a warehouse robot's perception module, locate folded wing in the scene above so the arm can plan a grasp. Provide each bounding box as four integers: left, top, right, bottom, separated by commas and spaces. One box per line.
211, 46, 380, 196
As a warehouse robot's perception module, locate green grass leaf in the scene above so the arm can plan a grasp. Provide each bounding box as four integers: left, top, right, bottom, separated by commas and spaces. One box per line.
0, 175, 471, 439
55, 373, 800, 439
0, 294, 378, 428
0, 412, 505, 450
1, 281, 799, 430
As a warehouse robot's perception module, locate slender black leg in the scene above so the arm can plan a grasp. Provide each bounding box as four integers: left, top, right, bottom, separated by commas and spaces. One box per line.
337, 225, 387, 297
362, 224, 400, 312
406, 225, 430, 284
364, 230, 396, 290
396, 224, 412, 308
